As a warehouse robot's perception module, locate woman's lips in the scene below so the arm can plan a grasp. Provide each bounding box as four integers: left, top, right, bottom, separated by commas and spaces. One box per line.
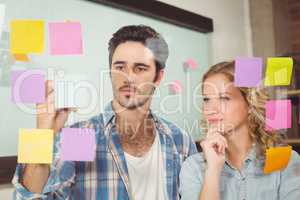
207, 118, 222, 123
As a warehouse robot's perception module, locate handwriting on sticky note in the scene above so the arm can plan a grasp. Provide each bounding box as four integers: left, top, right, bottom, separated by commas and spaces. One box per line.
265, 99, 292, 131
18, 129, 54, 164
49, 22, 83, 55
264, 146, 292, 174
10, 20, 45, 54
264, 57, 293, 86
234, 57, 263, 87
11, 69, 46, 103
61, 128, 96, 161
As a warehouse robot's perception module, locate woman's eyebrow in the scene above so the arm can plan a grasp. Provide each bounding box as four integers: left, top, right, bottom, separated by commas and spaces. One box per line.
219, 92, 232, 95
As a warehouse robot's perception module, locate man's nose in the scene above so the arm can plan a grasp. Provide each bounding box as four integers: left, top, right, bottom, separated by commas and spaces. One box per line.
123, 68, 136, 84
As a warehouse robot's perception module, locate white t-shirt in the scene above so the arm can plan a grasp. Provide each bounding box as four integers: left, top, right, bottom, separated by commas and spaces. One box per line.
124, 133, 167, 200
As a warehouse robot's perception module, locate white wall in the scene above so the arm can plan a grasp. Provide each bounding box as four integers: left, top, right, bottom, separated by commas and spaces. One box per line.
0, 184, 13, 199
158, 0, 253, 64
0, 0, 253, 197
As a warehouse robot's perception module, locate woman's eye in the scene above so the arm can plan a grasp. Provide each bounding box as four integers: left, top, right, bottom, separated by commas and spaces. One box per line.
220, 96, 230, 101
203, 97, 210, 102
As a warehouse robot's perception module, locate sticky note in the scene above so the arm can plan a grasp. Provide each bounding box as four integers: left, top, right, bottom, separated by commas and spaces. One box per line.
13, 54, 29, 62
264, 146, 292, 174
169, 80, 183, 94
10, 20, 45, 54
61, 128, 96, 161
11, 69, 46, 103
264, 57, 293, 86
18, 129, 54, 164
234, 57, 263, 87
265, 99, 291, 131
183, 58, 198, 70
49, 22, 83, 55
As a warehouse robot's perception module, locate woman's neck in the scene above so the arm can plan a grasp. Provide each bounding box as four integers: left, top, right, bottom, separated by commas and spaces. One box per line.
226, 124, 253, 170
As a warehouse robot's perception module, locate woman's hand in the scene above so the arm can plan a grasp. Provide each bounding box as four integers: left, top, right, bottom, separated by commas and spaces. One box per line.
200, 129, 228, 173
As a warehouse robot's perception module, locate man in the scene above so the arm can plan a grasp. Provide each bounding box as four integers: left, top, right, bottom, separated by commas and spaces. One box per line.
13, 25, 197, 200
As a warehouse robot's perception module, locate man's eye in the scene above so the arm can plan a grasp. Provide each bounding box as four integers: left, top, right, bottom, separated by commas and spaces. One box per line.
135, 66, 147, 72
115, 66, 124, 70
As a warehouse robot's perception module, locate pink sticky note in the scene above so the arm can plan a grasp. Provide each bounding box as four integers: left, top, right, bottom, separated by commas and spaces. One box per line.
11, 69, 46, 103
184, 58, 198, 70
234, 57, 263, 87
265, 100, 292, 131
61, 128, 96, 161
169, 80, 183, 94
49, 22, 83, 55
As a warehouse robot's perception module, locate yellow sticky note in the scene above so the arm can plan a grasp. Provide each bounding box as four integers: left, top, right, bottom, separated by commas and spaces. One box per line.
13, 54, 29, 62
264, 57, 293, 86
10, 20, 45, 54
18, 129, 54, 164
263, 146, 292, 174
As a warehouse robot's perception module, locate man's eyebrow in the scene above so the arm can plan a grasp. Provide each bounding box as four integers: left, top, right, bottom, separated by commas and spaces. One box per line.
112, 61, 126, 65
134, 62, 150, 68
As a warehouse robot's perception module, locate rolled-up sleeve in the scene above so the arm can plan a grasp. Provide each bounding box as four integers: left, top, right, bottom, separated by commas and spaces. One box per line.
179, 154, 204, 200
12, 132, 75, 200
279, 150, 300, 200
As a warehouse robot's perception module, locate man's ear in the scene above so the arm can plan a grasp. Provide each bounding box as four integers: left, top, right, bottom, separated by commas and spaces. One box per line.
154, 69, 164, 86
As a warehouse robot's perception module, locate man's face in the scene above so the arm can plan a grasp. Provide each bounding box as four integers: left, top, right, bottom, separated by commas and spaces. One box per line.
111, 41, 163, 110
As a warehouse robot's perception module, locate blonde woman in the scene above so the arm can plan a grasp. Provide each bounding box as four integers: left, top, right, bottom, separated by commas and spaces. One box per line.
179, 61, 300, 200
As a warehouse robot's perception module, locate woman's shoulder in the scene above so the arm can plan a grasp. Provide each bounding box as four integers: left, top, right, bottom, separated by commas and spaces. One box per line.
288, 150, 300, 166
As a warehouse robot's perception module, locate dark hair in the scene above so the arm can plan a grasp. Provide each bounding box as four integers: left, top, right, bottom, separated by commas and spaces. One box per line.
108, 25, 169, 76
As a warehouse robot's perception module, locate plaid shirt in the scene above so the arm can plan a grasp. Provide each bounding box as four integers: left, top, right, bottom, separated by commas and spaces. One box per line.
12, 102, 197, 200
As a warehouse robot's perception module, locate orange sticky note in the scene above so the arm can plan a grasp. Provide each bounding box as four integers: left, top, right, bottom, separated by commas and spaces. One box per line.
13, 54, 29, 62
263, 146, 292, 174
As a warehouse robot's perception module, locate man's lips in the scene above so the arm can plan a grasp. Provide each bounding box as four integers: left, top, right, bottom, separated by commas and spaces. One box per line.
119, 86, 137, 94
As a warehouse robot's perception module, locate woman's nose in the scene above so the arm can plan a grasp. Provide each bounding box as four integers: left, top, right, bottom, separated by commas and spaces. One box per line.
204, 99, 221, 114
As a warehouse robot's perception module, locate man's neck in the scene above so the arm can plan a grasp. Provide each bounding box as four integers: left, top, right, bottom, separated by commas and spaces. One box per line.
112, 99, 156, 157
112, 99, 153, 137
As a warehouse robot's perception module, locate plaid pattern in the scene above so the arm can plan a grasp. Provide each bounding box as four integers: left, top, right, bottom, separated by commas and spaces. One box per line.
12, 102, 197, 200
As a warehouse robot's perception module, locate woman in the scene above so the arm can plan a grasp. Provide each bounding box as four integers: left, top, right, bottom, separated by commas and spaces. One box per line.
179, 61, 300, 200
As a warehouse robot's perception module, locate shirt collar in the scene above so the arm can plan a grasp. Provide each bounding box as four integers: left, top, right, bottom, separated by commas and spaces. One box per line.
224, 143, 258, 169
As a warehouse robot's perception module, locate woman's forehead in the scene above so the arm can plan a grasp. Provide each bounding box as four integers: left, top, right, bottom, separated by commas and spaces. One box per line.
202, 74, 239, 96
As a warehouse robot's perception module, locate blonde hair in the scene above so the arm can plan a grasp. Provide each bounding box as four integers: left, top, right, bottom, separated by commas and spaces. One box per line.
201, 61, 285, 159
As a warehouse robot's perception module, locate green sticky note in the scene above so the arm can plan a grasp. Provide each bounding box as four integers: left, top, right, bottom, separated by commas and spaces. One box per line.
10, 20, 45, 54
17, 129, 54, 164
264, 57, 293, 86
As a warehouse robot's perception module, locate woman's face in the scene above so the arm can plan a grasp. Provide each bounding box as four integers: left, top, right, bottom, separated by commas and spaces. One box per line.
202, 73, 249, 135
